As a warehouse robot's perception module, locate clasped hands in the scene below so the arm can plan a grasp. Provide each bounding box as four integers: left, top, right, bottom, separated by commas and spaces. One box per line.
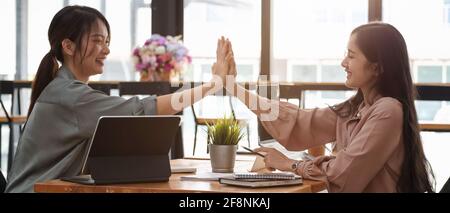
211, 36, 237, 90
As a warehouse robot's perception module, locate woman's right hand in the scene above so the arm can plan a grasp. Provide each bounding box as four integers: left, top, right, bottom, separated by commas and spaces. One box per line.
212, 37, 233, 86
254, 147, 297, 172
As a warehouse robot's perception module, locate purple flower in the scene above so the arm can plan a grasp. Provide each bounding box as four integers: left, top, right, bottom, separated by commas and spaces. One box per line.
135, 63, 147, 71
133, 34, 191, 75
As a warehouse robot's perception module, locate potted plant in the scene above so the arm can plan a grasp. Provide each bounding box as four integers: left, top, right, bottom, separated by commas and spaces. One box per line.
207, 116, 245, 173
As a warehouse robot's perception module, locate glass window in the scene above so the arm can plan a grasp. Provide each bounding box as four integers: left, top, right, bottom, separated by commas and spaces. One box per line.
101, 0, 152, 81
184, 0, 261, 82
445, 0, 450, 24
28, 0, 63, 80
417, 65, 443, 83
69, 0, 101, 10
0, 0, 15, 80
273, 0, 368, 82
383, 0, 450, 67
291, 65, 317, 82
416, 101, 443, 121
27, 1, 151, 81
446, 66, 450, 82
321, 91, 346, 99
322, 65, 345, 82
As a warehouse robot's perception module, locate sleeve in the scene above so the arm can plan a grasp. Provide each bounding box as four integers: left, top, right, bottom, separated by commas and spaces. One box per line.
258, 99, 337, 151
295, 101, 403, 192
73, 85, 157, 138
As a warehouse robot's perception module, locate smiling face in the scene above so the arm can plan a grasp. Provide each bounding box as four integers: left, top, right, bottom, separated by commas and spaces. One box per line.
73, 19, 110, 77
341, 34, 379, 90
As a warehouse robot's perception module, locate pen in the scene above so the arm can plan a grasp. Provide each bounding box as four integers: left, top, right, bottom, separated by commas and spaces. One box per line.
241, 146, 265, 158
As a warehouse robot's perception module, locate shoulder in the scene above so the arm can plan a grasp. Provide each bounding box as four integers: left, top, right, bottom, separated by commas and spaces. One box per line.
39, 77, 96, 106
369, 97, 403, 120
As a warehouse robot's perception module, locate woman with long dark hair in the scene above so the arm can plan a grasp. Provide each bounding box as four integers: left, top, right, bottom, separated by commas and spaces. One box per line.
226, 22, 435, 192
6, 5, 232, 193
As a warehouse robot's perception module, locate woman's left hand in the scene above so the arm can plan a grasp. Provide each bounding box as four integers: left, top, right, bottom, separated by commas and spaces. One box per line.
254, 147, 297, 172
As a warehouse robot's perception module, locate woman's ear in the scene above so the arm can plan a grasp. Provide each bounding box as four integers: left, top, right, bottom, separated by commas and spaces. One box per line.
371, 63, 382, 76
61, 39, 75, 56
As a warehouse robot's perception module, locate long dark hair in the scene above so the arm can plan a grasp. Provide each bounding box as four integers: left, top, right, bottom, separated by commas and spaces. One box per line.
332, 22, 435, 192
27, 5, 110, 116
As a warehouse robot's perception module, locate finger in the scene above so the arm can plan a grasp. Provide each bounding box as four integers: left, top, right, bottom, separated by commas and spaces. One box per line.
225, 52, 233, 62
212, 63, 217, 74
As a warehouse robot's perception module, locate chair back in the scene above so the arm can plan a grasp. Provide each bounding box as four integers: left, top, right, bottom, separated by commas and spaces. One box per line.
416, 85, 450, 101
440, 177, 450, 193
119, 81, 171, 96
1, 170, 6, 193
190, 83, 236, 121
0, 81, 15, 120
88, 83, 113, 95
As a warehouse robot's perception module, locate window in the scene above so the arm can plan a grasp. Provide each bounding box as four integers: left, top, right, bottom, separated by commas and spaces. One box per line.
26, 0, 152, 81
184, 0, 261, 82
273, 0, 366, 109
445, 0, 450, 25
289, 64, 317, 82
28, 0, 63, 80
69, 0, 101, 9
0, 0, 15, 80
322, 65, 346, 82
446, 65, 450, 82
417, 65, 443, 83
101, 0, 152, 81
384, 1, 450, 191
384, 0, 450, 122
272, 0, 367, 82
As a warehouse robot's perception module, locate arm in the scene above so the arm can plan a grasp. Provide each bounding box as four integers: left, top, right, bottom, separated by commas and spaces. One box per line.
224, 42, 336, 150
156, 37, 233, 115
295, 100, 403, 192
156, 80, 221, 115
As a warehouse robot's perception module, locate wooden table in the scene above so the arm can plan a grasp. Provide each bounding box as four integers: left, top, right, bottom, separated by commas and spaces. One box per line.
34, 158, 326, 193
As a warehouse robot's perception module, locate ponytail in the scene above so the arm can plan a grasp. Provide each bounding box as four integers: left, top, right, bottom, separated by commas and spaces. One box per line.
27, 51, 58, 116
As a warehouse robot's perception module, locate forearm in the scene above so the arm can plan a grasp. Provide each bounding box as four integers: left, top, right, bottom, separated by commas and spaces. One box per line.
226, 82, 272, 116
156, 81, 222, 115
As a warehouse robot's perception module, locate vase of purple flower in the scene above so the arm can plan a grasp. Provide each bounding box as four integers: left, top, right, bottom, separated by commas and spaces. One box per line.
132, 34, 191, 82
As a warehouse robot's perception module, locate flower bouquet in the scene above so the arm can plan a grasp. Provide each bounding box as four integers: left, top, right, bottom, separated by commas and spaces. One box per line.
132, 34, 191, 81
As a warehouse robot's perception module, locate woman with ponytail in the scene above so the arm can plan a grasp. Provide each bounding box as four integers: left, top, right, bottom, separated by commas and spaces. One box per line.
224, 22, 435, 192
6, 5, 232, 192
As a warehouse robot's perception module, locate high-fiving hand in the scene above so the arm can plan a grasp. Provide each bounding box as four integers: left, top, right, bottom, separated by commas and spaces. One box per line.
212, 37, 234, 85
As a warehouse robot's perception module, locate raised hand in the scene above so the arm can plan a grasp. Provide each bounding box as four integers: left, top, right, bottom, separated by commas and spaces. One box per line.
227, 41, 237, 78
212, 37, 231, 85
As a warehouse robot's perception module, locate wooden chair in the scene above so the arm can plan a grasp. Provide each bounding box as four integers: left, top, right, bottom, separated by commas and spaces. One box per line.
0, 81, 27, 170
416, 84, 450, 132
190, 83, 250, 156
88, 82, 113, 95
118, 81, 184, 159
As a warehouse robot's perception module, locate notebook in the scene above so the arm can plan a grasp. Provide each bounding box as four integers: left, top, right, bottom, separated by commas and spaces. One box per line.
219, 177, 302, 188
180, 172, 233, 181
233, 172, 300, 180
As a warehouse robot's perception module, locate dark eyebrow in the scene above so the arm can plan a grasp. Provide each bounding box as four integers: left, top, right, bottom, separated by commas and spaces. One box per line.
348, 49, 356, 54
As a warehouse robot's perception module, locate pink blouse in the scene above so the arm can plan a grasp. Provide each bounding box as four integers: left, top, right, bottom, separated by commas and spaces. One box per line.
259, 97, 404, 192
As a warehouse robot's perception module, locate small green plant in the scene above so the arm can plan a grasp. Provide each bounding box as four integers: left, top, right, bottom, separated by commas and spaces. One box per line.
206, 116, 245, 145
